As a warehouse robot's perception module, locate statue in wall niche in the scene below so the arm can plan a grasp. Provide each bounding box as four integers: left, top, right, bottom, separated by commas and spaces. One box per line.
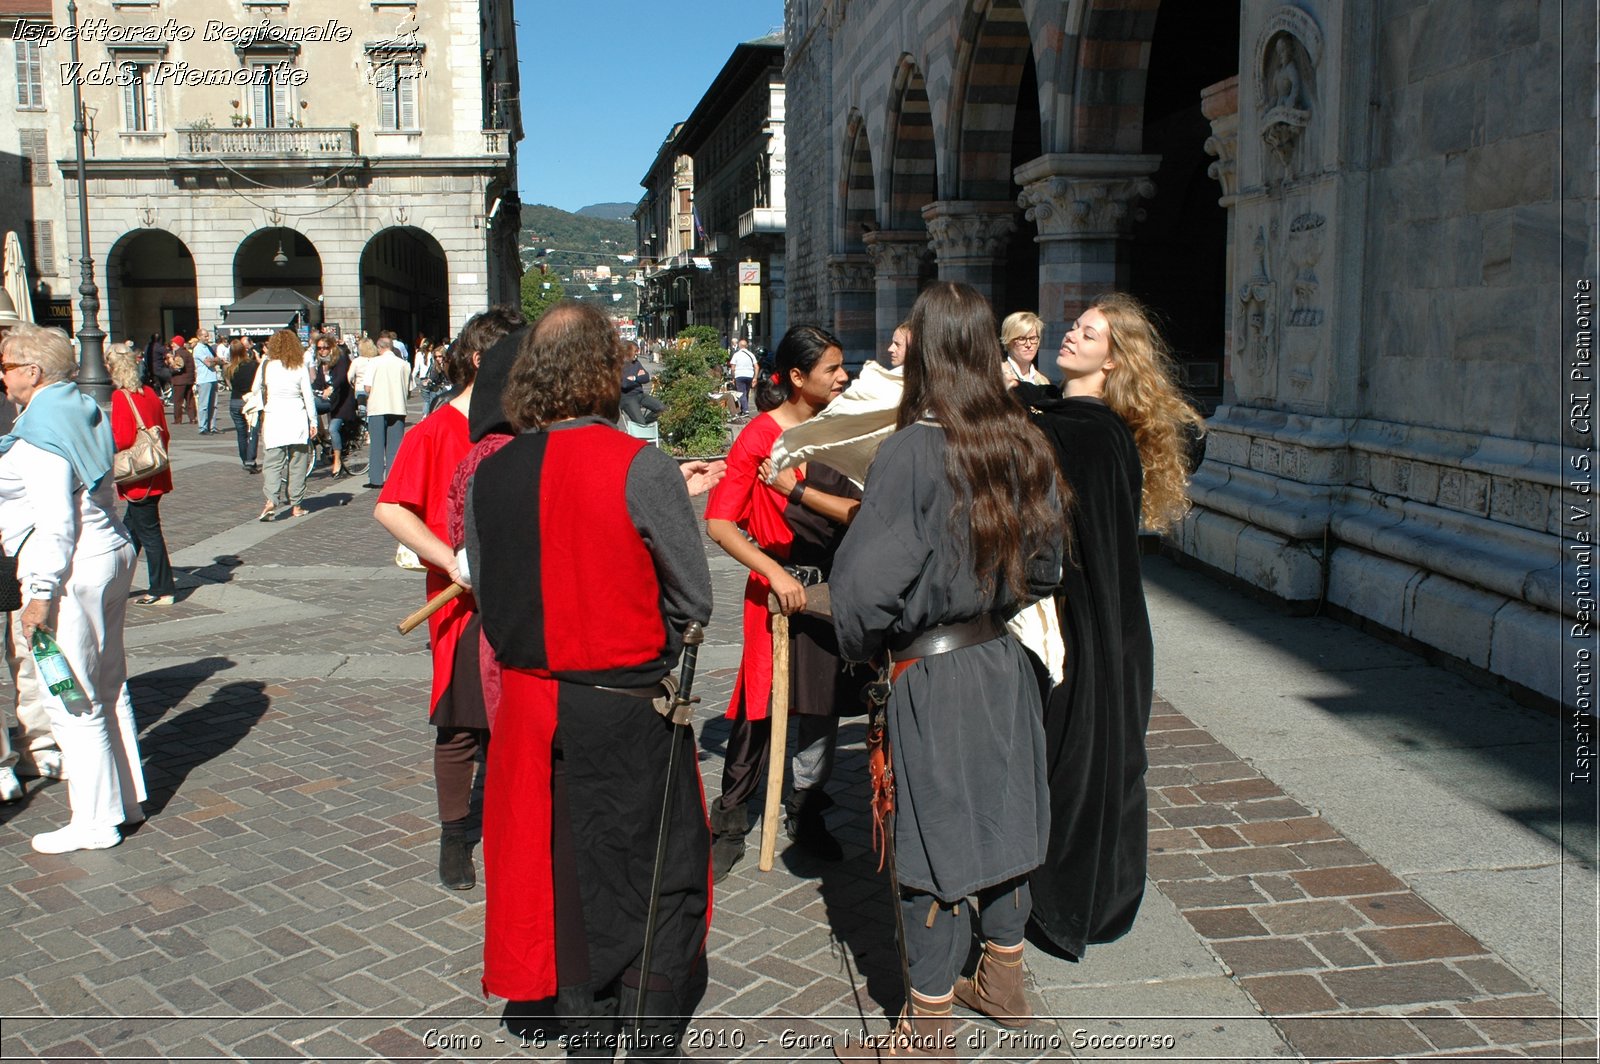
1260, 31, 1313, 175
1236, 226, 1278, 388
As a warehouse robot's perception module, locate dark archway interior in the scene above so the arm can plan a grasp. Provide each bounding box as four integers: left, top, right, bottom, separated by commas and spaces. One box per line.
109, 230, 197, 343
998, 48, 1042, 323
1131, 1, 1240, 404
360, 227, 448, 344
234, 228, 323, 307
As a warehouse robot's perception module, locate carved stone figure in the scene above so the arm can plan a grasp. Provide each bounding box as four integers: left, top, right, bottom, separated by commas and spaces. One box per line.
1236, 225, 1278, 386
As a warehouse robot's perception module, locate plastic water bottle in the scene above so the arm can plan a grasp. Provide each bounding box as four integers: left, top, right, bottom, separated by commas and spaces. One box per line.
30, 630, 75, 697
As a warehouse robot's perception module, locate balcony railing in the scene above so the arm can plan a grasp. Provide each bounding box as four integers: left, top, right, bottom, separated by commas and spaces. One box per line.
180, 126, 358, 157
738, 207, 786, 237
483, 129, 510, 155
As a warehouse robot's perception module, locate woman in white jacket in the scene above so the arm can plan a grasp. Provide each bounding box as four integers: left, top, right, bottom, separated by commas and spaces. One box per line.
249, 329, 320, 521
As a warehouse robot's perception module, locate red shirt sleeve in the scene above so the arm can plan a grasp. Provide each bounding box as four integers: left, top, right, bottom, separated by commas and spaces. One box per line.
111, 390, 134, 451
705, 416, 776, 524
377, 418, 434, 513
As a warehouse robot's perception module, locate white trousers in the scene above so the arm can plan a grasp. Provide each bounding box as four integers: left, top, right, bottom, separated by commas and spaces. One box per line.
36, 543, 145, 830
1, 609, 58, 768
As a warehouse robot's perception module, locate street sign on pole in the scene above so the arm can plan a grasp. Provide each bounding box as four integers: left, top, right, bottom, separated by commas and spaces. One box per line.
738, 261, 761, 285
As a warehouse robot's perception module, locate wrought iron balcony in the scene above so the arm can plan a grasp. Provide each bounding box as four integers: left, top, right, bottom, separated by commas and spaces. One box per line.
180, 126, 359, 157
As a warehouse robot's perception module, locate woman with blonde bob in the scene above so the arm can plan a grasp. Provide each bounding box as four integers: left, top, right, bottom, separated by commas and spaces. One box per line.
999, 310, 1050, 387
1014, 292, 1204, 961
247, 328, 319, 521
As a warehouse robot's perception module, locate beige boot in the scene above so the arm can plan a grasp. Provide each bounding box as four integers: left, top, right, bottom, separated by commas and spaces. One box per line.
952, 942, 1031, 1027
834, 990, 958, 1062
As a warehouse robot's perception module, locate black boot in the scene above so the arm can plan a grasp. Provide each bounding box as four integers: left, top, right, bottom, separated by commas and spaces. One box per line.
439, 821, 476, 890
619, 985, 690, 1062
557, 987, 620, 1060
785, 789, 843, 862
709, 801, 747, 883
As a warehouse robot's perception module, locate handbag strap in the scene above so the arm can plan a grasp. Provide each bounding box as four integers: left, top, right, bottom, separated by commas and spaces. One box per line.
120, 388, 150, 432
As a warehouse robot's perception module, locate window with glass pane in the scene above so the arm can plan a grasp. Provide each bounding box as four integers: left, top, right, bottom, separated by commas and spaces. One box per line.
14, 40, 44, 108
121, 63, 159, 131
376, 61, 419, 131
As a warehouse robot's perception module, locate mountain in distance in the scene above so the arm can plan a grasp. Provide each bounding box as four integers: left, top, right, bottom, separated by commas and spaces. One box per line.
575, 202, 636, 222
519, 203, 638, 315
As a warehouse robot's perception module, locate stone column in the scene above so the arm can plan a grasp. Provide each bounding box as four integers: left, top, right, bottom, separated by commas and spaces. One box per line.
1201, 75, 1241, 402
921, 200, 1017, 307
862, 229, 929, 362
827, 253, 876, 370
1013, 153, 1160, 347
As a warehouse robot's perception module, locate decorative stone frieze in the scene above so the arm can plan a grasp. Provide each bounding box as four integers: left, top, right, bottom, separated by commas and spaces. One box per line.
826, 253, 874, 293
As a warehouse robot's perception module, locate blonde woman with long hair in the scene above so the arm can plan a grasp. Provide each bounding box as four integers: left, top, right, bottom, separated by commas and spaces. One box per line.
248, 329, 319, 520
1013, 292, 1204, 961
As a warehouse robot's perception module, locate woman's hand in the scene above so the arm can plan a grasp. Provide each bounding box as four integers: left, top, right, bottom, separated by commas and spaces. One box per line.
680, 459, 727, 497
759, 459, 798, 496
19, 599, 49, 641
768, 568, 807, 615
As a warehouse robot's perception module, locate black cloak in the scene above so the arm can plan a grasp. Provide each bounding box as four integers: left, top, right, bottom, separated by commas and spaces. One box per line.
1017, 387, 1153, 959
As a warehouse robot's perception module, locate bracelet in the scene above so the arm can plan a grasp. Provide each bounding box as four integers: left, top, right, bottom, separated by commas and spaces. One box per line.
787, 481, 808, 506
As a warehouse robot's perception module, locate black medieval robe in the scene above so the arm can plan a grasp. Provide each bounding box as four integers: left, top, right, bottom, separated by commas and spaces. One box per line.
1018, 389, 1154, 959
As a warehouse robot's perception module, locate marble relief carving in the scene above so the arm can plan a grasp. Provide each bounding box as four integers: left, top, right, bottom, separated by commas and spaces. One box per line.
1236, 225, 1278, 387
1286, 212, 1325, 327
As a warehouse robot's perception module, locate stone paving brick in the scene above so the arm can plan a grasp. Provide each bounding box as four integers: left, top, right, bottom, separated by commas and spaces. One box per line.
1185, 906, 1269, 939
1295, 863, 1410, 898
1240, 973, 1341, 1013
1354, 923, 1489, 963
1322, 962, 1479, 1008
1253, 898, 1368, 935
1210, 936, 1326, 976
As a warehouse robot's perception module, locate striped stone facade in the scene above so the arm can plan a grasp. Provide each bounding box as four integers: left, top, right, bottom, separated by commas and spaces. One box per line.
784, 0, 1595, 706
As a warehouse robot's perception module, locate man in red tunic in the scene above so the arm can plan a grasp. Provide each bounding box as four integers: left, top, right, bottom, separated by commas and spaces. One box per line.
465, 302, 713, 1059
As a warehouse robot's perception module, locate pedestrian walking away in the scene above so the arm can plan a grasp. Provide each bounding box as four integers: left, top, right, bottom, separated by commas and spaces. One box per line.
249, 329, 319, 521
106, 343, 176, 606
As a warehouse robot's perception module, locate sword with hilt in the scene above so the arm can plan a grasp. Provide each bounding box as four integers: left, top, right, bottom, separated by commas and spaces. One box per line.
635, 619, 705, 1028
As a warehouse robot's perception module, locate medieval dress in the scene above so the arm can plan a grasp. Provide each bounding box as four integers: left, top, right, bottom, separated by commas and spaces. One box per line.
1016, 388, 1154, 958
829, 423, 1061, 901
465, 417, 713, 1018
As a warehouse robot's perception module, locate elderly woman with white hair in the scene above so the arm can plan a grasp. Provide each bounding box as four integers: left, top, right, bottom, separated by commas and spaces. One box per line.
0, 324, 146, 852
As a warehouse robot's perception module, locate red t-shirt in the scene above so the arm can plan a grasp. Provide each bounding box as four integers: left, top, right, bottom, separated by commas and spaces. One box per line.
110, 386, 172, 501
378, 402, 475, 715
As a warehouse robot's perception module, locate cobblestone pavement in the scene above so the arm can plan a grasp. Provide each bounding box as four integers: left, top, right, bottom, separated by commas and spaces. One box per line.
0, 410, 1594, 1061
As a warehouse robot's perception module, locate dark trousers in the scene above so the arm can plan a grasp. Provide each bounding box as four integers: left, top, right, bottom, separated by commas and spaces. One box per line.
716, 712, 837, 811
171, 383, 195, 423
620, 391, 665, 426
733, 376, 753, 415
123, 496, 175, 596
904, 877, 1031, 997
229, 399, 259, 467
433, 726, 488, 824
366, 414, 405, 487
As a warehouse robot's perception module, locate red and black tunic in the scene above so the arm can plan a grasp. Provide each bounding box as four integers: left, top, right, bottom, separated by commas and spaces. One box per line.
467, 419, 713, 1006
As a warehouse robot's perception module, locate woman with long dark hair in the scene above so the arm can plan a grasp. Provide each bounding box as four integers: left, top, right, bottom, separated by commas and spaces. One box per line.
703, 324, 862, 880
224, 339, 260, 472
829, 282, 1066, 1057
1015, 293, 1204, 961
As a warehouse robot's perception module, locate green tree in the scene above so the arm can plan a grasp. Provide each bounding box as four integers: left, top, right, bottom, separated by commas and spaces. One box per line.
657, 330, 730, 456
520, 268, 566, 323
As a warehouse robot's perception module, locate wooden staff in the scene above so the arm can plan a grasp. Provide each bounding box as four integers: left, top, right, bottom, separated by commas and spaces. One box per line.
397, 582, 467, 634
758, 583, 832, 872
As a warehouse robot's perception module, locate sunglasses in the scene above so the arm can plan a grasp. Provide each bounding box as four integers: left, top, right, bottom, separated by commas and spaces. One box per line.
0, 362, 35, 372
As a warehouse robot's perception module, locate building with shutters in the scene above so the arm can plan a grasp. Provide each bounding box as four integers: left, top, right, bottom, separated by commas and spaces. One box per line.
1, 0, 520, 344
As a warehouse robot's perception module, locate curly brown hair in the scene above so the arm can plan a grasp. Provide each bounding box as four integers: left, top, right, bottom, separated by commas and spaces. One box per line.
900, 282, 1068, 600
1091, 293, 1205, 532
263, 328, 305, 370
502, 301, 622, 431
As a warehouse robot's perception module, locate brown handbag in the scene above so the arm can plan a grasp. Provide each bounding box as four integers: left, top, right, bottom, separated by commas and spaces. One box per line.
113, 389, 170, 486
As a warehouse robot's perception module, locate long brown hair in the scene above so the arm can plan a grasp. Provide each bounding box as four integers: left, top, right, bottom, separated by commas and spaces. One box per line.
1091, 293, 1204, 532
899, 282, 1067, 599
223, 338, 250, 385
264, 329, 304, 370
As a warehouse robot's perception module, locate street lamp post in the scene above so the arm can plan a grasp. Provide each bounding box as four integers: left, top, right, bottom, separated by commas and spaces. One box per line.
66, 0, 109, 402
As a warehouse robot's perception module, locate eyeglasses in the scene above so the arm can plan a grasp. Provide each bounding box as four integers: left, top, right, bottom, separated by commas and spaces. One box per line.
1012, 336, 1040, 347
0, 362, 35, 373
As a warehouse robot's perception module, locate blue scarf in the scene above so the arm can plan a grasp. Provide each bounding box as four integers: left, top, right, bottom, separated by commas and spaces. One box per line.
0, 381, 114, 492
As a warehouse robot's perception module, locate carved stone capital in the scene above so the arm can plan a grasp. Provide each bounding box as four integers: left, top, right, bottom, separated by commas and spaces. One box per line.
921, 201, 1018, 261
862, 230, 930, 279
1201, 76, 1240, 201
826, 253, 875, 294
1015, 174, 1156, 240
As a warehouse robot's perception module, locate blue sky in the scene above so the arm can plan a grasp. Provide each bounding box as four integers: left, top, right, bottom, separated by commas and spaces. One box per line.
514, 2, 786, 215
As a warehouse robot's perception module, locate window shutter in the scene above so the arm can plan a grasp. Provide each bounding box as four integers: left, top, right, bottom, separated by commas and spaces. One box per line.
397, 64, 417, 130
253, 75, 270, 128
377, 64, 397, 130
271, 75, 290, 128
123, 70, 140, 130
20, 130, 48, 186
26, 42, 42, 107
30, 220, 53, 275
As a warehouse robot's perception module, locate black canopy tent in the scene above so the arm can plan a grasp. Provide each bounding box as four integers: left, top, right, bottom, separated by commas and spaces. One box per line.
217, 288, 322, 339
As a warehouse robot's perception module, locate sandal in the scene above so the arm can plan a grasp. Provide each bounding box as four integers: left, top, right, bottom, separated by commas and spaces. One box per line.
258, 505, 276, 522
290, 506, 308, 518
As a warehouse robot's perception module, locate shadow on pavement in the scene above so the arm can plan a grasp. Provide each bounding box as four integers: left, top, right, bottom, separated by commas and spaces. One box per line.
126, 660, 269, 818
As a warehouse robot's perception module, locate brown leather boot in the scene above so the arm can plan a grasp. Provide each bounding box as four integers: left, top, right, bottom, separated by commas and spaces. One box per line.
952, 942, 1031, 1027
834, 991, 958, 1062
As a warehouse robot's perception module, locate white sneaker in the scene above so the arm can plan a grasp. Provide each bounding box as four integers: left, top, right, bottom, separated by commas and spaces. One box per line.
0, 767, 21, 803
31, 824, 121, 854
18, 749, 65, 780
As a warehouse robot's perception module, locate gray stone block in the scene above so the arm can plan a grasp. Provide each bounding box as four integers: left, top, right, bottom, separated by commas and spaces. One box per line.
1465, 131, 1559, 212
1407, 572, 1502, 667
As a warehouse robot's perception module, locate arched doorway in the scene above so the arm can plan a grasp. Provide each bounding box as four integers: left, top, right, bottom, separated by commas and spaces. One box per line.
360, 227, 449, 345
833, 114, 879, 368
234, 227, 323, 307
1129, 2, 1241, 407
107, 229, 197, 344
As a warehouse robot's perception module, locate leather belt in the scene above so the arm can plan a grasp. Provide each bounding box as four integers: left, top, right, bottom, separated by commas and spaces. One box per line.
888, 614, 1005, 680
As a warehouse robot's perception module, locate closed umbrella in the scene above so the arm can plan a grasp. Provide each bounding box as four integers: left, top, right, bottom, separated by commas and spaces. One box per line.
2, 231, 35, 324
